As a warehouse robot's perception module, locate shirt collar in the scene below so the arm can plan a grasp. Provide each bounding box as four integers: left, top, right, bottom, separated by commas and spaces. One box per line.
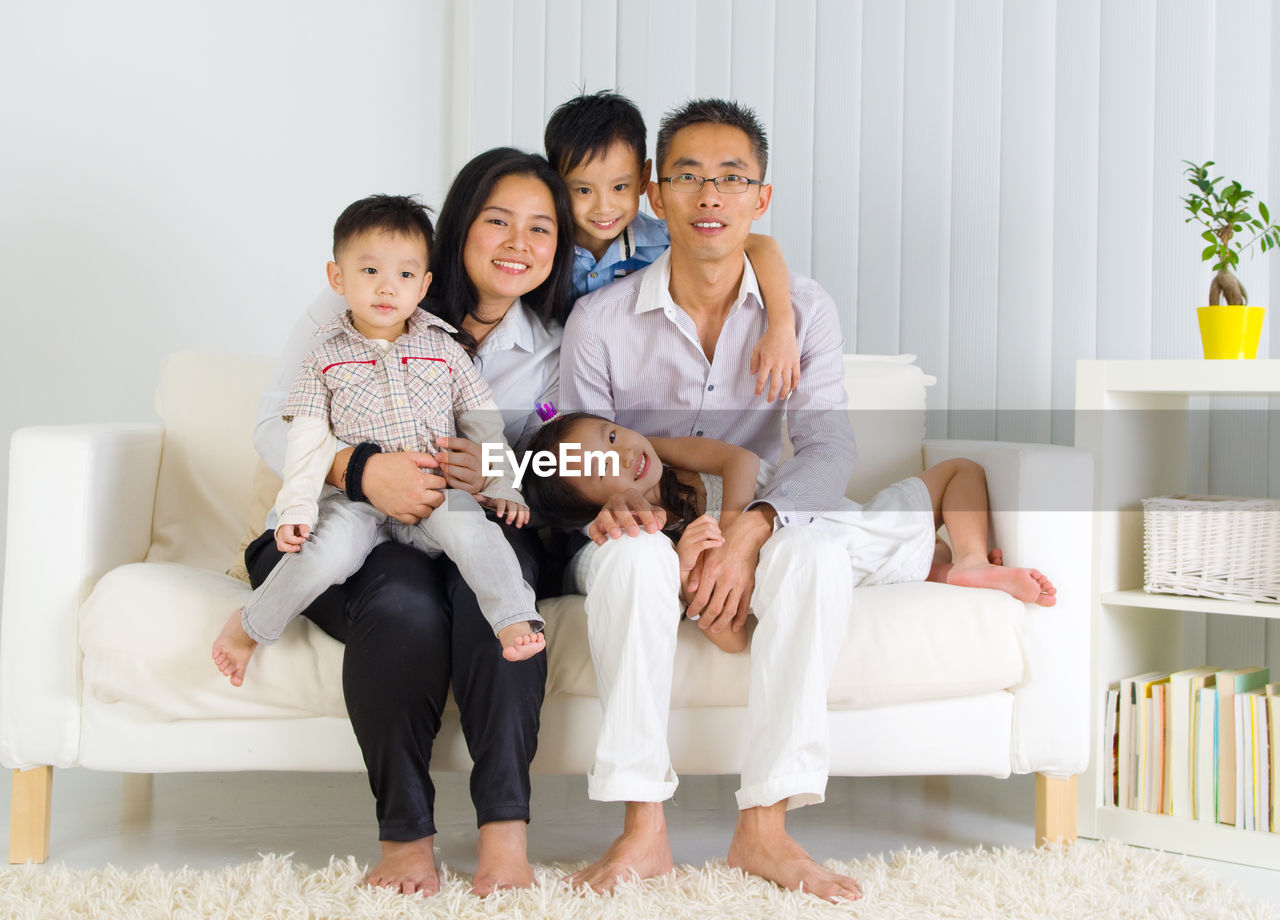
635, 249, 764, 316
315, 307, 457, 342
475, 298, 537, 356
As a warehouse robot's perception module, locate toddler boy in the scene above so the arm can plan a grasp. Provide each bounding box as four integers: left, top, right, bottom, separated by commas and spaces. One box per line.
212, 195, 543, 686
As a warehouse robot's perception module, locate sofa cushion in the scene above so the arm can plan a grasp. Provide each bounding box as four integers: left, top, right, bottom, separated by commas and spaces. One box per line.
80, 564, 1026, 722
540, 580, 1026, 709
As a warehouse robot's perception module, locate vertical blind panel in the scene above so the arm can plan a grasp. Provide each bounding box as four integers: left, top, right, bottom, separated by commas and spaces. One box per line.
579, 0, 617, 92
695, 0, 734, 100
855, 0, 906, 357
615, 0, 650, 133
1150, 0, 1214, 362
1049, 0, 1101, 446
730, 0, 777, 236
768, 0, 817, 278
469, 0, 516, 155
811, 0, 863, 346
1094, 1, 1157, 360
994, 0, 1055, 442
544, 0, 583, 121
645, 0, 698, 161
946, 0, 1003, 439
510, 0, 547, 153
899, 0, 955, 426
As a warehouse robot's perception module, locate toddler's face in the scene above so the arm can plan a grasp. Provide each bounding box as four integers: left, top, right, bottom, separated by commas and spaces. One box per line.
328, 230, 431, 340
563, 417, 664, 507
562, 141, 651, 259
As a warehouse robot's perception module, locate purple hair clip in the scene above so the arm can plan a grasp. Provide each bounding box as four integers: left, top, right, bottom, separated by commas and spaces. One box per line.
535, 401, 558, 422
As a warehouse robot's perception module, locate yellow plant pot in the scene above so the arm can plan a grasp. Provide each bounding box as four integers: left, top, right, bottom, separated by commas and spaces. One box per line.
1197, 305, 1265, 359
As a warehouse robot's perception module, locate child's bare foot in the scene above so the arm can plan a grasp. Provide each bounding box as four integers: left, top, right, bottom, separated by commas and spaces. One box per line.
946, 557, 1056, 606
212, 609, 258, 686
367, 837, 439, 896
498, 622, 545, 662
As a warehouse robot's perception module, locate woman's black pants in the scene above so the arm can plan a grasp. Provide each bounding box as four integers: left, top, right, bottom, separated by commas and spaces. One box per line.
245, 520, 547, 840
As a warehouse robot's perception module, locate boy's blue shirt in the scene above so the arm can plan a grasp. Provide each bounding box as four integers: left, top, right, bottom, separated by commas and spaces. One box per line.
571, 210, 670, 297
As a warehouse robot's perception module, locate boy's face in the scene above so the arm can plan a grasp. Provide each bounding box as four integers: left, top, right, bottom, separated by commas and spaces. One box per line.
648, 123, 770, 267
327, 229, 432, 340
562, 140, 651, 260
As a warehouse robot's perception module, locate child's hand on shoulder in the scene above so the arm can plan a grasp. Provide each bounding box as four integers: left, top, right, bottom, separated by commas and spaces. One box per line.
275, 523, 310, 553
749, 322, 801, 402
675, 514, 723, 595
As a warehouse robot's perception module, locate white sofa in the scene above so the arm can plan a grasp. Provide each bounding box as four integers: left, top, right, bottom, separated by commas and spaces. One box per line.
1, 350, 1092, 863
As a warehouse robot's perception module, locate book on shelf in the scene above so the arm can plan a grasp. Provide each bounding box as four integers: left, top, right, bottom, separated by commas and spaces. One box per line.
1246, 689, 1271, 832
1103, 686, 1120, 807
1141, 677, 1170, 813
1238, 691, 1253, 829
1119, 671, 1164, 811
1216, 667, 1270, 827
1194, 686, 1218, 822
1269, 690, 1280, 832
1170, 666, 1218, 819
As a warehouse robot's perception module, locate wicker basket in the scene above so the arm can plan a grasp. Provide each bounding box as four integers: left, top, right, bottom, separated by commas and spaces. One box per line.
1143, 495, 1280, 603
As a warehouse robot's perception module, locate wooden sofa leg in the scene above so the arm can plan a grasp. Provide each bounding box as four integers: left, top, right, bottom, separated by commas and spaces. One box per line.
1035, 773, 1077, 846
9, 766, 52, 864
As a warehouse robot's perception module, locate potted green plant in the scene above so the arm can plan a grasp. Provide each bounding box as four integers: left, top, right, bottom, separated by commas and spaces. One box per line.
1182, 160, 1280, 358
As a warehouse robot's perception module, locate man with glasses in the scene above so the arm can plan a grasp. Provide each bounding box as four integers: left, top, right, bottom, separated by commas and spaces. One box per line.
559, 98, 860, 901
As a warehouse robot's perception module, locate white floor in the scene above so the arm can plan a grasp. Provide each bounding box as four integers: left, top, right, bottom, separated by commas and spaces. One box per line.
4, 769, 1278, 909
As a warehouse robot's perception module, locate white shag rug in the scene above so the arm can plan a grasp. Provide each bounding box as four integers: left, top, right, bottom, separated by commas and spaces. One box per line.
0, 840, 1275, 920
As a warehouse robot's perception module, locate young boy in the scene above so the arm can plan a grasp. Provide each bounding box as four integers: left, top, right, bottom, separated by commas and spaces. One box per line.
544, 90, 801, 402
212, 195, 544, 687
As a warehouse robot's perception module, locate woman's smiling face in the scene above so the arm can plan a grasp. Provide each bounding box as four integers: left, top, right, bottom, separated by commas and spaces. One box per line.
463, 173, 559, 315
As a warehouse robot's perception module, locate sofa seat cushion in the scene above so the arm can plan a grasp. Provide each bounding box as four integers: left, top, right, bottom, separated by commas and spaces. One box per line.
80, 564, 1026, 722
543, 581, 1027, 709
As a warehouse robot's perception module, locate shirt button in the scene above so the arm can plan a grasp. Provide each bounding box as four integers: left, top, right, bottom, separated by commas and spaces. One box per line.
707, 384, 714, 391
696, 430, 703, 437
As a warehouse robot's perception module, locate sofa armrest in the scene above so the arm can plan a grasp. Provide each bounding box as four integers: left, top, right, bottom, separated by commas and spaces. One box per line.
923, 438, 1093, 776
1, 423, 163, 769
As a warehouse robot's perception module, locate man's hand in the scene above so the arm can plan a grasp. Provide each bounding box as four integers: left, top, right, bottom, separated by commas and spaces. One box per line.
588, 488, 667, 545
683, 508, 773, 632
434, 436, 484, 493
275, 523, 310, 553
360, 451, 447, 524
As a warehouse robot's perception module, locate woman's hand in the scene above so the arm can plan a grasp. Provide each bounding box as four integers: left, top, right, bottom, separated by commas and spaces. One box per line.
434, 436, 485, 493
588, 488, 667, 545
675, 514, 723, 598
360, 451, 447, 524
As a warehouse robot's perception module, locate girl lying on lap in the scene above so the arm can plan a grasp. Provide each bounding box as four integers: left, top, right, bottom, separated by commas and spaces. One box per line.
522, 412, 1056, 654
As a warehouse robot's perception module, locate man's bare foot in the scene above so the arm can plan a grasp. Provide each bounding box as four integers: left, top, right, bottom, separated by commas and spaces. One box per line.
568, 802, 673, 894
211, 609, 258, 687
498, 623, 546, 662
728, 807, 861, 902
472, 819, 535, 895
367, 837, 439, 896
946, 556, 1056, 606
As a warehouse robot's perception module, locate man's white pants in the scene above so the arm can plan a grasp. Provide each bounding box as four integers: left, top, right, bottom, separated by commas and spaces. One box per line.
579, 526, 852, 810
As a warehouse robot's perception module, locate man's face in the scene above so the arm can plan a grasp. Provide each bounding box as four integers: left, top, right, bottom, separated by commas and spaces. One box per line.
648, 122, 771, 266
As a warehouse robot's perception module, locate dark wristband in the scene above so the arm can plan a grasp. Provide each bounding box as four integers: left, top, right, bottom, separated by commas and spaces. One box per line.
344, 442, 383, 503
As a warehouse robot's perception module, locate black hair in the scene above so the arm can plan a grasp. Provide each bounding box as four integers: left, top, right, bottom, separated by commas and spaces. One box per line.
655, 98, 769, 179
522, 413, 702, 539
544, 90, 648, 175
332, 194, 434, 259
423, 148, 575, 355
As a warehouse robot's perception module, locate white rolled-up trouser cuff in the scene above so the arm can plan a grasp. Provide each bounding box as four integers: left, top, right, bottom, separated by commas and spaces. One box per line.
738, 526, 853, 811
582, 531, 682, 803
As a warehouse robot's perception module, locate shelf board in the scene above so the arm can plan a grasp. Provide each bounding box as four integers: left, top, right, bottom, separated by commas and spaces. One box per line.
1083, 359, 1280, 396
1102, 588, 1280, 619
1090, 807, 1280, 870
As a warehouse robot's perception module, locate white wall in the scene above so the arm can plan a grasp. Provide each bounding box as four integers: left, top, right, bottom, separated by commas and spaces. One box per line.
2, 0, 1279, 664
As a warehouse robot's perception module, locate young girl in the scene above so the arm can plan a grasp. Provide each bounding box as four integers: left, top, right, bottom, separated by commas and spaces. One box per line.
522, 413, 1056, 649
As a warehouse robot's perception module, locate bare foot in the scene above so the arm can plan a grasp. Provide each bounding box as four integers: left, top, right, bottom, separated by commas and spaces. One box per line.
568, 803, 673, 894
366, 837, 439, 896
946, 556, 1056, 606
930, 544, 1003, 582
498, 623, 546, 662
211, 609, 257, 687
728, 809, 861, 902
472, 820, 535, 895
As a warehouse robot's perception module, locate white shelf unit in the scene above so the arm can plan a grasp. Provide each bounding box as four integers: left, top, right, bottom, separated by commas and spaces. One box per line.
1076, 359, 1280, 869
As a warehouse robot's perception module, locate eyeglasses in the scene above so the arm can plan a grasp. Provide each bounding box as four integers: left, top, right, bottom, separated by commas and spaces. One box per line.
658, 173, 764, 194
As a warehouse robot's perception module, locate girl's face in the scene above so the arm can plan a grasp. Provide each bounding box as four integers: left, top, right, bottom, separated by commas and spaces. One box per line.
563, 417, 664, 507
463, 173, 559, 316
